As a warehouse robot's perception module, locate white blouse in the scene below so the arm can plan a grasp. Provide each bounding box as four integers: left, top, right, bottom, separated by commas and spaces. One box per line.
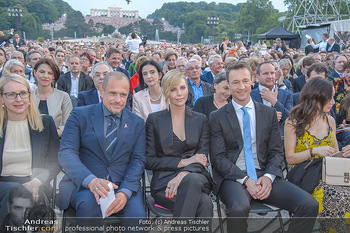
1, 120, 32, 177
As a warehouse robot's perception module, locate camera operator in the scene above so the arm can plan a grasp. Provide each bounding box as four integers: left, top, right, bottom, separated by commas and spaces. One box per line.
0, 29, 14, 47
0, 185, 33, 233
125, 32, 142, 54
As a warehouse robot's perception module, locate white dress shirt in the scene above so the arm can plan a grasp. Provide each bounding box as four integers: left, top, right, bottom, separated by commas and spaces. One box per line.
232, 98, 276, 183
70, 73, 79, 97
311, 40, 328, 52
258, 84, 276, 107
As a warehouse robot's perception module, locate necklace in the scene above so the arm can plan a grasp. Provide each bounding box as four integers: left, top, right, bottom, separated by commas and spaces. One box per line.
149, 90, 162, 102
213, 95, 225, 109
344, 77, 350, 87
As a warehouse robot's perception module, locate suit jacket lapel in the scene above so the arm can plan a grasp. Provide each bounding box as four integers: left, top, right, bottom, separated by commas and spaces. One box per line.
91, 103, 106, 159
185, 107, 197, 149
78, 72, 84, 92
66, 73, 72, 94
91, 88, 99, 104
29, 124, 42, 169
187, 79, 194, 96
251, 89, 263, 103
144, 90, 153, 116
254, 101, 263, 160
0, 128, 5, 173
158, 110, 177, 156
226, 103, 243, 153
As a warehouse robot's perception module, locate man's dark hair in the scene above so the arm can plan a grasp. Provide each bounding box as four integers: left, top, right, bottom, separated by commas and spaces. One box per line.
256, 61, 274, 75
293, 54, 299, 60
164, 52, 178, 61
323, 33, 329, 39
106, 47, 121, 58
301, 56, 315, 68
238, 54, 248, 60
8, 185, 33, 205
26, 50, 42, 63
333, 54, 348, 65
131, 33, 136, 39
225, 61, 252, 82
152, 52, 161, 57
306, 63, 328, 78
48, 47, 55, 52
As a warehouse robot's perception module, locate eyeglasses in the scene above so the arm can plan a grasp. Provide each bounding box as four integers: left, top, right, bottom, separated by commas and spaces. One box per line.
2, 91, 30, 100
187, 66, 201, 71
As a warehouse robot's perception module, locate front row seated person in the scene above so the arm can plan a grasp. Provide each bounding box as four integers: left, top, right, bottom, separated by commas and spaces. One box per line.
210, 61, 318, 233
285, 78, 350, 233
57, 71, 146, 232
0, 74, 60, 221
146, 70, 213, 219
0, 185, 34, 232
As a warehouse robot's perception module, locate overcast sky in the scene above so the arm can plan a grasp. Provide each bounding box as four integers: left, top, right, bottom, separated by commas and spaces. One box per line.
62, 0, 288, 18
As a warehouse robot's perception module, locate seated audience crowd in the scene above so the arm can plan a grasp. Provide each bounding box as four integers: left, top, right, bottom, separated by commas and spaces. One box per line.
0, 33, 350, 233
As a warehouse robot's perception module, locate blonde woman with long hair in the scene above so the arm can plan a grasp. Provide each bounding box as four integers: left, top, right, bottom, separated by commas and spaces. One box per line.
0, 74, 60, 219
146, 70, 213, 219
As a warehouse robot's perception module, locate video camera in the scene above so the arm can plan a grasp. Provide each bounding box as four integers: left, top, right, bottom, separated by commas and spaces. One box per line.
141, 36, 148, 46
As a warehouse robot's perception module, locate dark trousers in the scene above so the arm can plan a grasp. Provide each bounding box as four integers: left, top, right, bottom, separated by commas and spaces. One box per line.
70, 188, 146, 233
219, 179, 318, 233
153, 173, 213, 218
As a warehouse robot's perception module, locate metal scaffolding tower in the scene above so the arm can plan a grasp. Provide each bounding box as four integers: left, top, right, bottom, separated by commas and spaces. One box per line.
285, 0, 350, 34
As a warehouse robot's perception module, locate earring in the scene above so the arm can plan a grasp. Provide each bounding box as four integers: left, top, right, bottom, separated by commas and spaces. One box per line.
1, 105, 4, 108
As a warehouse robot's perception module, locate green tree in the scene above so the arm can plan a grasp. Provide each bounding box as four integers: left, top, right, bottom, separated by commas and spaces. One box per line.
25, 0, 59, 23
102, 25, 115, 34
152, 18, 164, 31
21, 13, 42, 39
236, 0, 277, 34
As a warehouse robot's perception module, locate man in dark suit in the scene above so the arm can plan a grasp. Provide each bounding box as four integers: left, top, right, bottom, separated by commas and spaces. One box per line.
200, 54, 224, 84
326, 37, 340, 53
9, 50, 31, 76
78, 63, 112, 107
293, 56, 315, 92
57, 54, 94, 107
328, 54, 348, 81
0, 30, 13, 47
105, 47, 130, 79
25, 50, 42, 84
250, 61, 292, 136
12, 33, 25, 49
185, 59, 213, 108
57, 71, 146, 232
77, 63, 132, 110
210, 61, 318, 233
292, 63, 328, 106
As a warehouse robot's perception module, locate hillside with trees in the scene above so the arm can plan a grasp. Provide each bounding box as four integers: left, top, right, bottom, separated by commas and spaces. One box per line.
146, 0, 286, 43
1, 0, 288, 43
0, 0, 75, 39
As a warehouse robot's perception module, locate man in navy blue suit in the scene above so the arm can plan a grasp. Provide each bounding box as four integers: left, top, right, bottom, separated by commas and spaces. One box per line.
250, 61, 292, 136
77, 62, 132, 109
77, 63, 112, 107
293, 56, 315, 92
292, 63, 328, 106
328, 54, 348, 81
106, 47, 130, 79
326, 37, 340, 53
58, 71, 146, 232
200, 54, 224, 84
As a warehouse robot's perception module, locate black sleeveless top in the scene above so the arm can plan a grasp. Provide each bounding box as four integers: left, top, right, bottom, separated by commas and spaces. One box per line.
173, 132, 186, 156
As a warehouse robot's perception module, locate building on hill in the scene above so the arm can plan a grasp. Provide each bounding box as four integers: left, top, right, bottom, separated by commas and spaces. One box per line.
90, 7, 139, 18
